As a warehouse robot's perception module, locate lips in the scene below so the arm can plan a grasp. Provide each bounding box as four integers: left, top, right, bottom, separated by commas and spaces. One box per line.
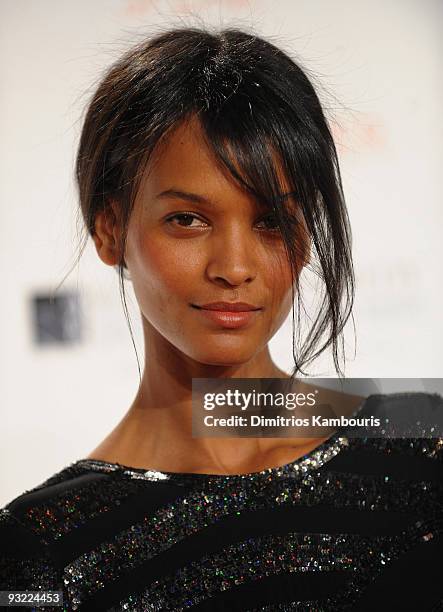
194, 302, 261, 312
191, 302, 262, 329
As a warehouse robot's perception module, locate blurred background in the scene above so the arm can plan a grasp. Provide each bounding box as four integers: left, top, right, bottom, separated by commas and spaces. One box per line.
1, 0, 442, 505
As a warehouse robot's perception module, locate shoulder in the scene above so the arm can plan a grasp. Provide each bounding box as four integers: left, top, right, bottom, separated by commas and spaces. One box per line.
0, 462, 81, 591
364, 390, 443, 414
1, 458, 179, 555
327, 391, 443, 477
1, 459, 134, 540
0, 508, 61, 590
354, 390, 443, 440
0, 459, 181, 594
0, 461, 116, 590
2, 461, 109, 521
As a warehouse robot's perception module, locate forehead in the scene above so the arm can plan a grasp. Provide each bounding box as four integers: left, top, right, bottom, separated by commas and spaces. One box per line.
139, 115, 292, 202
144, 117, 229, 194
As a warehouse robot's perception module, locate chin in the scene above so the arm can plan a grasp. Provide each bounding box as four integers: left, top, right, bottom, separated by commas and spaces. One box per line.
177, 333, 266, 367
191, 347, 259, 367
199, 358, 250, 367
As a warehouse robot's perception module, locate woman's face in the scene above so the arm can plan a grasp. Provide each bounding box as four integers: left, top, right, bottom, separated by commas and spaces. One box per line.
117, 117, 309, 366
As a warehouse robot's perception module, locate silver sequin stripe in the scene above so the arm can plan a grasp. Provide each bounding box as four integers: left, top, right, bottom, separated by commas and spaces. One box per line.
63, 468, 299, 607
60, 437, 350, 607
247, 600, 336, 612
34, 454, 443, 540
116, 518, 443, 612
75, 435, 349, 484
62, 470, 442, 609
22, 477, 162, 541
117, 531, 355, 611
248, 594, 443, 612
25, 437, 348, 541
15, 437, 443, 543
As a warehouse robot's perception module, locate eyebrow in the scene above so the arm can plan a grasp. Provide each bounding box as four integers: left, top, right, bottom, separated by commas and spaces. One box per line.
155, 189, 212, 205
155, 188, 297, 207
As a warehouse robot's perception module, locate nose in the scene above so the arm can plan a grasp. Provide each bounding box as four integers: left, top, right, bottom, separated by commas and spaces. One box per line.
205, 224, 257, 287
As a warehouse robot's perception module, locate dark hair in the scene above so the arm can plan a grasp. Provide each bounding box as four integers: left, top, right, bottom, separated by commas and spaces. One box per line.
73, 26, 355, 380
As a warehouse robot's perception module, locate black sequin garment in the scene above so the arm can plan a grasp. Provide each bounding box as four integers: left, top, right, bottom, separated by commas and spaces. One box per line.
1, 392, 443, 611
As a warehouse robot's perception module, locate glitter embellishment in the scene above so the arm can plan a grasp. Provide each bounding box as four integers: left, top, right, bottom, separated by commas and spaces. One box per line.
117, 531, 357, 611
18, 475, 165, 542
74, 433, 350, 485
1, 429, 442, 611
116, 517, 443, 611
60, 437, 443, 609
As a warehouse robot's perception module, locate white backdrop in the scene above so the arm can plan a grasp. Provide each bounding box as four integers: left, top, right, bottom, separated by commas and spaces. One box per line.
1, 0, 442, 505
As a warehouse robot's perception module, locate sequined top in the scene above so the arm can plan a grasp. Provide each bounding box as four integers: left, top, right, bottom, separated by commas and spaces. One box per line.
1, 392, 443, 611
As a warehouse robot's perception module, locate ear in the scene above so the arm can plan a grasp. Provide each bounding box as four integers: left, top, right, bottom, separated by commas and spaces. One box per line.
92, 201, 123, 267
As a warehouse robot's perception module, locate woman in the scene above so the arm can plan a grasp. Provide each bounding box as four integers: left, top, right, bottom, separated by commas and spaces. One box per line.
1, 27, 442, 611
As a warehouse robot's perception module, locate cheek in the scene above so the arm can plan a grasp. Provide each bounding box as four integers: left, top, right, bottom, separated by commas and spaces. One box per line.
128, 233, 201, 320
263, 246, 294, 294
141, 242, 193, 293
262, 248, 296, 328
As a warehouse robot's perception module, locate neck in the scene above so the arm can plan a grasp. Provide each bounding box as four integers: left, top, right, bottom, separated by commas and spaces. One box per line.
87, 316, 316, 474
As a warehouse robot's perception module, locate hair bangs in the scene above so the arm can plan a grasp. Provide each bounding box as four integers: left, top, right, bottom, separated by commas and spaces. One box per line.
198, 95, 314, 278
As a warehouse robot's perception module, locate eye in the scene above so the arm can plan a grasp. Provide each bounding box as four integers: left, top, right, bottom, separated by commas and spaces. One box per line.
256, 213, 281, 232
166, 213, 208, 228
